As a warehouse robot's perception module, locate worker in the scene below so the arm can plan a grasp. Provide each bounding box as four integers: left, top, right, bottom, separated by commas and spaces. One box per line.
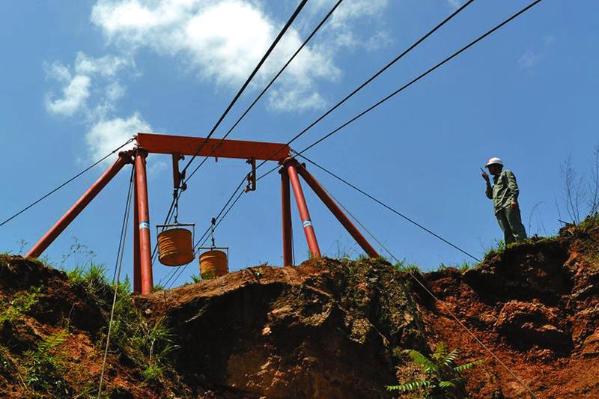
481, 157, 527, 244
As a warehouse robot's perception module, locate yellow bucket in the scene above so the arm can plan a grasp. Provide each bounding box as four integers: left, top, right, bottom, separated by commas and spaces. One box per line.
157, 228, 195, 266
199, 250, 228, 279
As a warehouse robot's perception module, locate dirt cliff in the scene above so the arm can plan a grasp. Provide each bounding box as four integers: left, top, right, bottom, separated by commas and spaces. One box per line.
0, 218, 597, 398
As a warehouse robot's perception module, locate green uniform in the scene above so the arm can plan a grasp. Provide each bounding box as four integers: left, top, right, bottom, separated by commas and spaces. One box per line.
485, 169, 527, 244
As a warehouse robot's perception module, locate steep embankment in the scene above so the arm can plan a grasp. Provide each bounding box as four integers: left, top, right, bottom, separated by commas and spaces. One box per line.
0, 219, 597, 398
418, 222, 599, 399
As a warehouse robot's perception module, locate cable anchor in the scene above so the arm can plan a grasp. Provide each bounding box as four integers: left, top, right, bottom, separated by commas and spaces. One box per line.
245, 158, 257, 192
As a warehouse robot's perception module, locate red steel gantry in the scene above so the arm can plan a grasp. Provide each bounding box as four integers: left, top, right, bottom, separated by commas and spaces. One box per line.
26, 133, 378, 295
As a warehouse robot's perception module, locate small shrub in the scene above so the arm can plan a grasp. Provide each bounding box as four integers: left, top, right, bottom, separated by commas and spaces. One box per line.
142, 363, 163, 382
386, 343, 482, 399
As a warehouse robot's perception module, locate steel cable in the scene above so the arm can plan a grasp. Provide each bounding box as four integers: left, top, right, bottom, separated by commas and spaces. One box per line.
184, 0, 344, 183
295, 153, 481, 262
96, 166, 134, 398
0, 138, 134, 228
179, 0, 309, 178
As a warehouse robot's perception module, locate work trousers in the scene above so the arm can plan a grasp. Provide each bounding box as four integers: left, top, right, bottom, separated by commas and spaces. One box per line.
495, 206, 527, 245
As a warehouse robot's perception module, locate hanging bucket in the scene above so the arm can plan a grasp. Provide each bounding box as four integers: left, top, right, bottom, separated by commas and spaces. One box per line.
199, 249, 228, 279
157, 224, 195, 266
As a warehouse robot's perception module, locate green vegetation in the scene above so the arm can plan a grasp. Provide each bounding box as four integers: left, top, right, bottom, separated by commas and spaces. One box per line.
387, 343, 481, 399
24, 331, 70, 397
579, 212, 599, 231
64, 264, 176, 385
458, 262, 472, 272
129, 317, 176, 383
66, 263, 111, 300
0, 288, 40, 324
393, 260, 420, 274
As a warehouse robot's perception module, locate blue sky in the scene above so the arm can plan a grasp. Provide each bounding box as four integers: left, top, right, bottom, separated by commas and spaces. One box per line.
1, 0, 598, 288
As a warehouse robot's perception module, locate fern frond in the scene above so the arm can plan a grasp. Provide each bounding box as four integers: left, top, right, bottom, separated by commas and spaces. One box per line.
454, 359, 484, 373
433, 342, 448, 362
443, 348, 459, 367
407, 350, 438, 373
386, 380, 431, 392
438, 380, 456, 389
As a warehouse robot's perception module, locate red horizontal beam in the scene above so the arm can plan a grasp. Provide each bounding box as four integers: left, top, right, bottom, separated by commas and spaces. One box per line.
136, 133, 290, 162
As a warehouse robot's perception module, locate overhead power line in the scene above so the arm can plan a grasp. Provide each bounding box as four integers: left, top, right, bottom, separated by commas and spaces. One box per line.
0, 138, 134, 228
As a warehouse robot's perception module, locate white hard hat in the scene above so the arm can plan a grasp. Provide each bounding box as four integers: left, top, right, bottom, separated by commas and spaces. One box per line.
485, 157, 503, 167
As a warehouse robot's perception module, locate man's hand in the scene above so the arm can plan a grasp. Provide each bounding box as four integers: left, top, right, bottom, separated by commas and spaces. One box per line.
481, 171, 490, 182
511, 201, 518, 209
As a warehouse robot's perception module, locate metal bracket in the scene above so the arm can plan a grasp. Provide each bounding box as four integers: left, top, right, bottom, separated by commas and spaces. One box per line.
245, 158, 257, 192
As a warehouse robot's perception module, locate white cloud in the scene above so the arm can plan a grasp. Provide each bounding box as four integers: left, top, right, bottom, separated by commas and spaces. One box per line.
86, 113, 150, 160
45, 52, 131, 117
45, 74, 91, 116
89, 0, 389, 111
74, 52, 130, 76
45, 0, 392, 161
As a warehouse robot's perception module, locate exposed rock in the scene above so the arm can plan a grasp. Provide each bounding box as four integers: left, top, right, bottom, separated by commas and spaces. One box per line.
494, 301, 570, 350
463, 239, 572, 305
142, 259, 426, 399
581, 329, 599, 357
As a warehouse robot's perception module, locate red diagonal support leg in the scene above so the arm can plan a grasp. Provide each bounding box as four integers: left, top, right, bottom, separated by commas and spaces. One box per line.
294, 161, 380, 258
135, 150, 153, 295
280, 167, 293, 266
26, 153, 130, 259
286, 161, 321, 258
133, 171, 141, 294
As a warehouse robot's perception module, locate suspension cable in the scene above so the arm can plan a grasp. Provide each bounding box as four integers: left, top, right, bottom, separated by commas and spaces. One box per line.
96, 165, 134, 398
158, 179, 246, 288
166, 188, 245, 290
0, 138, 134, 228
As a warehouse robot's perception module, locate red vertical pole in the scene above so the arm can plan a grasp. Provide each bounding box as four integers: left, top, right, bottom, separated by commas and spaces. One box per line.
280, 167, 293, 266
294, 162, 380, 258
286, 162, 321, 258
133, 171, 141, 294
26, 153, 130, 259
135, 150, 153, 295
